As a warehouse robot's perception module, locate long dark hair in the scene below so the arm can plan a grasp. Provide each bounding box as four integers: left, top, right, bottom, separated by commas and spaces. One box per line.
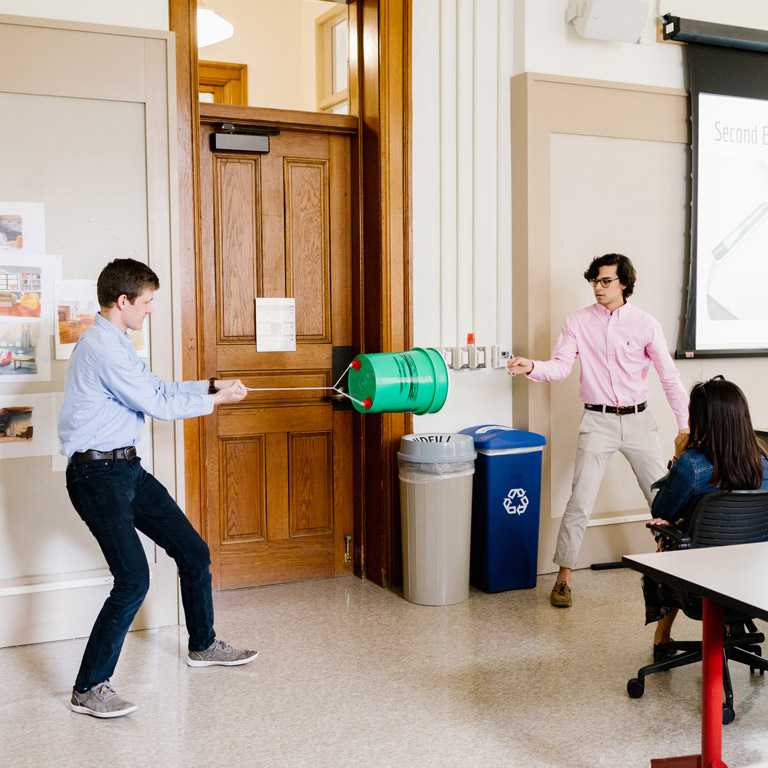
687, 376, 766, 490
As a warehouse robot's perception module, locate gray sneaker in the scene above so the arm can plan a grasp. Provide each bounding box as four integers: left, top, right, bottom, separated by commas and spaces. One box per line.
70, 682, 137, 718
187, 638, 258, 667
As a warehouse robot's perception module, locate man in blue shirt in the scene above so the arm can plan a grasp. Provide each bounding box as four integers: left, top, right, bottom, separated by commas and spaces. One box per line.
59, 258, 257, 719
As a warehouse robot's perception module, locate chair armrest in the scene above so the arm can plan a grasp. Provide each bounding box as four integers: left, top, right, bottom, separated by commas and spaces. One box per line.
645, 522, 692, 548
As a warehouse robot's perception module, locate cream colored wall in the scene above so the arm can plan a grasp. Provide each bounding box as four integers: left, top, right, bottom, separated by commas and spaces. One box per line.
0, 14, 181, 646
413, 1, 768, 577
199, 0, 329, 111
0, 0, 167, 29
548, 131, 689, 566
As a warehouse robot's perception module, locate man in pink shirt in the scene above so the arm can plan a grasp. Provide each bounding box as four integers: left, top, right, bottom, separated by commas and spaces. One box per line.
507, 254, 689, 607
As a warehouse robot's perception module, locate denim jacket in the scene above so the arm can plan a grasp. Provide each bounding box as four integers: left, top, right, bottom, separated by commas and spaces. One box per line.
651, 448, 768, 531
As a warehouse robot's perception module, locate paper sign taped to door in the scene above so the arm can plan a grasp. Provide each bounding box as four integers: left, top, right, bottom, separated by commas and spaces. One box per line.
255, 298, 296, 352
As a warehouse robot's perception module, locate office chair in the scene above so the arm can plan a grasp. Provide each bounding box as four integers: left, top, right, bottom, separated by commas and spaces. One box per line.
626, 489, 768, 725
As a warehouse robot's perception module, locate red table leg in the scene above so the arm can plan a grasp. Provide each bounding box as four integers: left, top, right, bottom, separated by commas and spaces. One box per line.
702, 598, 727, 768
650, 599, 729, 768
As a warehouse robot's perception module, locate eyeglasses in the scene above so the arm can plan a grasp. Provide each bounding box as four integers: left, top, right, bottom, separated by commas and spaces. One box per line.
589, 277, 620, 288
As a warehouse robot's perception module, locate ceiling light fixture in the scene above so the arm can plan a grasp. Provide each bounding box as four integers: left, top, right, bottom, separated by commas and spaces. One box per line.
197, 0, 234, 48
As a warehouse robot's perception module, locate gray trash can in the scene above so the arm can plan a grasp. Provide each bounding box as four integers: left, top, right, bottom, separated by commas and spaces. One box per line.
397, 433, 476, 605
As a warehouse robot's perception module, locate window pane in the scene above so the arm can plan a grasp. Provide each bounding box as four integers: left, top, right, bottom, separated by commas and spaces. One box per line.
199, 91, 215, 103
331, 20, 347, 94
330, 100, 348, 115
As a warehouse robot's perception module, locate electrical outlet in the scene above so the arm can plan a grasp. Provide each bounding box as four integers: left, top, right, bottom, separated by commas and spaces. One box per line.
491, 344, 512, 368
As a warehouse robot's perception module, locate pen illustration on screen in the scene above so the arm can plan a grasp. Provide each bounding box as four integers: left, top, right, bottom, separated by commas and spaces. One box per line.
707, 200, 768, 320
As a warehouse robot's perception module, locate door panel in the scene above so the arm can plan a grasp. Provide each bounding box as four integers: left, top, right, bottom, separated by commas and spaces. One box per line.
285, 159, 331, 341
200, 114, 355, 589
289, 432, 333, 536
220, 437, 267, 541
215, 156, 261, 341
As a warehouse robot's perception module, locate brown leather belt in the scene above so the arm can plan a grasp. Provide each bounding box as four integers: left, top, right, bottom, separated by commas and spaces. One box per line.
584, 401, 647, 416
71, 446, 138, 463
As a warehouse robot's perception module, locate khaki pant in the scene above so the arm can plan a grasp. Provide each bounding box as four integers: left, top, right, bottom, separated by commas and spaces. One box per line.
553, 408, 665, 569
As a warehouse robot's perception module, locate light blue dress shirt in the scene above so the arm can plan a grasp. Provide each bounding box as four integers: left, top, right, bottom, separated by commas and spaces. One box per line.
58, 313, 214, 457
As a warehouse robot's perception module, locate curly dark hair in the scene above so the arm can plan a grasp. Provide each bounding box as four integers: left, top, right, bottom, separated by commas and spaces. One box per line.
97, 258, 160, 307
583, 253, 636, 300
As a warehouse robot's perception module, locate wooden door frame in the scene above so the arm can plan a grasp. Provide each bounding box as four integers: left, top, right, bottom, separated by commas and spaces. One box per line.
168, 0, 411, 588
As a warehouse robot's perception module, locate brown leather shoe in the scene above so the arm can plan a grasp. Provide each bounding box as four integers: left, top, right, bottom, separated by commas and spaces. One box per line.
550, 581, 572, 607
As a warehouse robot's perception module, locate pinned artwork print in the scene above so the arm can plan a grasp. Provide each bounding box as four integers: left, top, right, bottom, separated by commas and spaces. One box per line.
0, 263, 43, 319
0, 255, 59, 382
54, 280, 97, 359
0, 254, 60, 327
0, 393, 54, 459
0, 321, 50, 382
54, 279, 148, 359
0, 405, 34, 442
0, 203, 45, 255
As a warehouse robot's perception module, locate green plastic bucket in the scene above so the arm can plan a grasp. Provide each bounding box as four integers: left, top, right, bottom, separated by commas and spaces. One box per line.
347, 347, 449, 415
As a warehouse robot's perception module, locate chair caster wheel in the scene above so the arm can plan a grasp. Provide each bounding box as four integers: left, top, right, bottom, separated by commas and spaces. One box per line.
627, 678, 644, 698
722, 706, 735, 725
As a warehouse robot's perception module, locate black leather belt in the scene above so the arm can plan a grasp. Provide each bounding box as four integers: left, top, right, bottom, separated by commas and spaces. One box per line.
584, 401, 647, 416
71, 446, 138, 463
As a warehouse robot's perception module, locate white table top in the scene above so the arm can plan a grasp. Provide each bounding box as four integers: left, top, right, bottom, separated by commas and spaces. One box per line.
623, 541, 768, 621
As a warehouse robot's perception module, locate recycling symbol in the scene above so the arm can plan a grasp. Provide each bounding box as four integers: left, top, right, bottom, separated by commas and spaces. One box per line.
503, 488, 528, 515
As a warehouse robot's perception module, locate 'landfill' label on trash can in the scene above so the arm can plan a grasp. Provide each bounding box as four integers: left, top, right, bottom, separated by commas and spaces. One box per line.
503, 488, 529, 515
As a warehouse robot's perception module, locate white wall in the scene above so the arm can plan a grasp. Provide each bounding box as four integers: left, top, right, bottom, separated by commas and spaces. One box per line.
199, 0, 330, 111
412, 0, 515, 435
522, 1, 768, 90
0, 0, 168, 29
411, 0, 768, 571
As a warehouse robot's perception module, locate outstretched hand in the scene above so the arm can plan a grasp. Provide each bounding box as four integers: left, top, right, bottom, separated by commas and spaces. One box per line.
506, 356, 533, 376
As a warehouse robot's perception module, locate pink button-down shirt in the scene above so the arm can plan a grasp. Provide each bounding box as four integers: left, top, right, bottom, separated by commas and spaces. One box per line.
527, 302, 689, 430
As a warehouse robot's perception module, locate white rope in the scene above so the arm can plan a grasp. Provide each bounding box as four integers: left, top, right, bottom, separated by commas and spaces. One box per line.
243, 363, 367, 407
333, 361, 354, 390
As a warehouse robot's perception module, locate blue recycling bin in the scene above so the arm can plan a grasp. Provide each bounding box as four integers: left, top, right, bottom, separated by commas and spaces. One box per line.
459, 425, 546, 592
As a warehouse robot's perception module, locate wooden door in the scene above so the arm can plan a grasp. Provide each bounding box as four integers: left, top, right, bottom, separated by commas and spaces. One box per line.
199, 109, 357, 589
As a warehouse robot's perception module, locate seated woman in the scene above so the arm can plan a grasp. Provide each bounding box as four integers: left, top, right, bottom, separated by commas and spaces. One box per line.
644, 375, 768, 661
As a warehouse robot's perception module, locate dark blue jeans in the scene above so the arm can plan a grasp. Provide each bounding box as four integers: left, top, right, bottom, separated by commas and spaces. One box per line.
66, 456, 215, 690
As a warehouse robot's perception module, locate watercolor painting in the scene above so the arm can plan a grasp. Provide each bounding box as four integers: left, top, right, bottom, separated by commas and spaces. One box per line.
57, 300, 96, 343
0, 203, 45, 255
0, 214, 22, 250
0, 405, 34, 442
55, 280, 97, 358
54, 280, 98, 359
0, 321, 50, 382
54, 278, 147, 359
0, 393, 53, 459
0, 255, 60, 335
0, 264, 42, 319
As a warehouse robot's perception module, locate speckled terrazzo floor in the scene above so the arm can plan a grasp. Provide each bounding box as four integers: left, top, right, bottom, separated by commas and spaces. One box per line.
1, 568, 768, 768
